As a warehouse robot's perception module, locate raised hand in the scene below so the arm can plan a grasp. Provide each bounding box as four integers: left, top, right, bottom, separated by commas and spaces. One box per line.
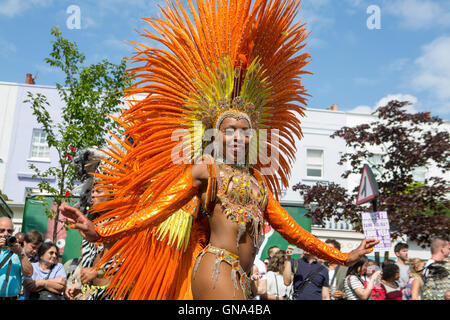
59, 202, 100, 242
344, 238, 380, 267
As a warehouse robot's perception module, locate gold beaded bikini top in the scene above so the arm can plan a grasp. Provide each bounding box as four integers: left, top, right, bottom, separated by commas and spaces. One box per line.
203, 160, 268, 248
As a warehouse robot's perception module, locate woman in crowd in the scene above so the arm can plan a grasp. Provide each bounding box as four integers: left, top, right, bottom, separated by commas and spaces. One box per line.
403, 258, 425, 300
364, 262, 384, 300
380, 263, 403, 300
262, 250, 292, 300
23, 242, 66, 300
344, 255, 381, 300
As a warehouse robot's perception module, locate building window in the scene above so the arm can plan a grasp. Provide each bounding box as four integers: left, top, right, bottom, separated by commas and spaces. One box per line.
306, 149, 323, 178
30, 129, 50, 159
412, 166, 427, 182
368, 154, 383, 179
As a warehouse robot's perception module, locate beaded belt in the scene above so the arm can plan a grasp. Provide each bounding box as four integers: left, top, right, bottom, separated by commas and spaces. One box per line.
193, 244, 252, 299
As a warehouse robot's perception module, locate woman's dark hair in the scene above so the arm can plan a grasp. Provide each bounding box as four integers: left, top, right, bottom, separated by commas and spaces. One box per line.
346, 255, 368, 276
267, 250, 286, 274
38, 241, 59, 259
382, 263, 399, 280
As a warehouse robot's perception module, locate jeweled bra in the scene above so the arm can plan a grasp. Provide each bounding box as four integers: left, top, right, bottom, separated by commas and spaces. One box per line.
214, 162, 268, 248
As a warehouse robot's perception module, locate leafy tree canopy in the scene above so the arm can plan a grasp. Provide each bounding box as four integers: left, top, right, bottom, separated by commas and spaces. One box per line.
293, 101, 450, 247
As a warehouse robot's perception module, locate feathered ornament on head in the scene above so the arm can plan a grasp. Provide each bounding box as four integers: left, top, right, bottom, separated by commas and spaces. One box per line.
94, 0, 311, 215
71, 148, 113, 216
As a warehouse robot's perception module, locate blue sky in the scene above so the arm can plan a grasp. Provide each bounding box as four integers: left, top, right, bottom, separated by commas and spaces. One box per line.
1, 0, 449, 119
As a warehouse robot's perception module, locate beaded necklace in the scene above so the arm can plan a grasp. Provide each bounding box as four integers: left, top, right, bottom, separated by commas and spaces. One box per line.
215, 162, 268, 248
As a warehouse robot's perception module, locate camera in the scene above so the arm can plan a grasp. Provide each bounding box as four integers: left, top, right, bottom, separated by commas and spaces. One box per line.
4, 235, 17, 247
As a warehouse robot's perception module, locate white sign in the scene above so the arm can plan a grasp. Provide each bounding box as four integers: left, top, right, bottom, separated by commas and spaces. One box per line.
361, 211, 391, 252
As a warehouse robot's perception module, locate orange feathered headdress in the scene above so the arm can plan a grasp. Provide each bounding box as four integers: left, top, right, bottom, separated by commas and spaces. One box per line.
91, 0, 311, 300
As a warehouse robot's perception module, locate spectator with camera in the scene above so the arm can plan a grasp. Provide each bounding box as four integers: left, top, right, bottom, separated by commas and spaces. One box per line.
23, 230, 44, 263
283, 245, 330, 300
23, 241, 67, 300
0, 217, 33, 300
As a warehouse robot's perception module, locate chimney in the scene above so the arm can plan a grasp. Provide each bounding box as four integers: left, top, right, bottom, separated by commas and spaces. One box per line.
327, 104, 338, 111
25, 73, 35, 85
425, 110, 430, 119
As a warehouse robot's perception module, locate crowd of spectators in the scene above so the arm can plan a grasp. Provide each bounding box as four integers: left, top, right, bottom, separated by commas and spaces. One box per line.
252, 237, 449, 301
1, 215, 448, 301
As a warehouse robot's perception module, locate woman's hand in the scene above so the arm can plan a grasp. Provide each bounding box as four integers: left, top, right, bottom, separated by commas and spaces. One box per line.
369, 270, 382, 283
80, 267, 98, 285
59, 202, 100, 242
45, 277, 66, 294
65, 284, 82, 300
331, 289, 345, 299
345, 239, 380, 267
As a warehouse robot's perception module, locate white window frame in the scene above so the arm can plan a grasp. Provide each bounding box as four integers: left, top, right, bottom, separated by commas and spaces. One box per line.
306, 148, 324, 179
412, 166, 427, 182
368, 153, 383, 180
28, 129, 50, 161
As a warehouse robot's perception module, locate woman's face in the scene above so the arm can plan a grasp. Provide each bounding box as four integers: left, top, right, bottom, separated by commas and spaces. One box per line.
415, 261, 425, 273
359, 262, 368, 276
41, 246, 58, 265
394, 270, 400, 281
218, 117, 251, 165
90, 187, 109, 206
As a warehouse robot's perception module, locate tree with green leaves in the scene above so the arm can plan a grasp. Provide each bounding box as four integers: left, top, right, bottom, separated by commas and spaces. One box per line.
24, 26, 130, 242
293, 101, 449, 248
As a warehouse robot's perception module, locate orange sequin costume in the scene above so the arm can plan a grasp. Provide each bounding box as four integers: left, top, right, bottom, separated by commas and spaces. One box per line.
89, 0, 349, 300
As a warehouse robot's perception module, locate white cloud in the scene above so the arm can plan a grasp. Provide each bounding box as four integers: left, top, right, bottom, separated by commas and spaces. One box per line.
0, 36, 16, 57
406, 36, 450, 117
350, 93, 419, 114
295, 0, 335, 34
104, 35, 131, 52
342, 0, 450, 30
308, 37, 327, 49
412, 36, 450, 100
0, 0, 22, 17
375, 94, 418, 112
387, 58, 410, 72
0, 0, 53, 17
348, 105, 373, 114
383, 0, 450, 30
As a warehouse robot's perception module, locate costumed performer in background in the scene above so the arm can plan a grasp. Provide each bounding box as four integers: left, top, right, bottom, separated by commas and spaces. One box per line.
64, 148, 116, 300
60, 0, 379, 300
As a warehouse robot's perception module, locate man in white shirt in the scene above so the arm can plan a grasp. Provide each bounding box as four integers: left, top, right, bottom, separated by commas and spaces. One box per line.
394, 242, 409, 289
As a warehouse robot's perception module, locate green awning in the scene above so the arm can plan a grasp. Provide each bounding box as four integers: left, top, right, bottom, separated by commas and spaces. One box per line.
22, 195, 82, 264
0, 195, 13, 218
258, 201, 311, 261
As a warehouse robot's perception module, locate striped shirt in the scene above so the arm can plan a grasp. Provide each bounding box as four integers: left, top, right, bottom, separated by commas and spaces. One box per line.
80, 239, 115, 300
344, 275, 365, 300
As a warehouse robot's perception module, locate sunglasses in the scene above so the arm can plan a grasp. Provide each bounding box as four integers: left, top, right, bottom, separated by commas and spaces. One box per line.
0, 229, 14, 234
